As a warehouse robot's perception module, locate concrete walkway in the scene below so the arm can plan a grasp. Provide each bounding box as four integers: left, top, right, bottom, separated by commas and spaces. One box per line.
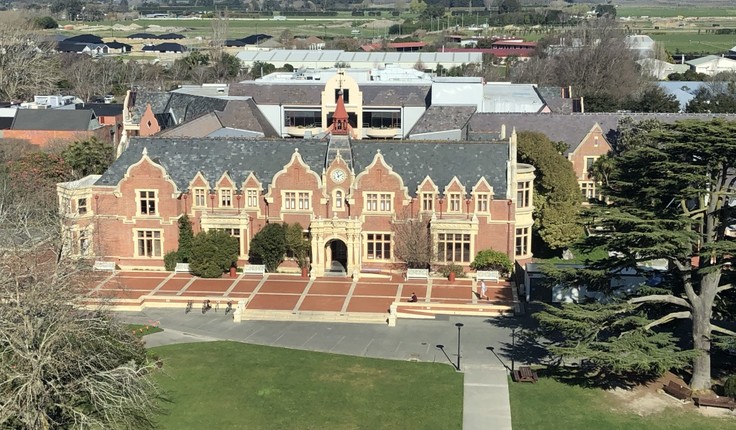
123, 309, 513, 430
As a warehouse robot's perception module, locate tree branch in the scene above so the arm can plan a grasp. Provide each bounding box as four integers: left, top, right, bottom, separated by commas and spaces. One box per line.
710, 324, 736, 337
716, 284, 733, 294
628, 294, 692, 309
643, 311, 691, 330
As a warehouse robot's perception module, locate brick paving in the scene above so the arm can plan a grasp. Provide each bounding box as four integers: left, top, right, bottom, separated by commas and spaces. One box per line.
87, 272, 515, 319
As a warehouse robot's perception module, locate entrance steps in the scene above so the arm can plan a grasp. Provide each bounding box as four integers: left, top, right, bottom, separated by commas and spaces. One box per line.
236, 309, 388, 324
388, 301, 514, 326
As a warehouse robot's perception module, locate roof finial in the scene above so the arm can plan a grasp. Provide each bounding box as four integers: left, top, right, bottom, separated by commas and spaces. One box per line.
142, 147, 148, 156
294, 148, 299, 153
376, 149, 382, 154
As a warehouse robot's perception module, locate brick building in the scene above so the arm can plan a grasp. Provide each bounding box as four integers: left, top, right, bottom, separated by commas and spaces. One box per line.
58, 103, 535, 274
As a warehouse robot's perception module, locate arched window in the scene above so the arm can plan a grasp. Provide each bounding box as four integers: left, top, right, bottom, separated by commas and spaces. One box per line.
335, 190, 343, 208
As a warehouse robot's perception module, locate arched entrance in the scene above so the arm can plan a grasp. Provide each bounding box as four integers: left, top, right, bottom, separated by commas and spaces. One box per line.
325, 239, 348, 275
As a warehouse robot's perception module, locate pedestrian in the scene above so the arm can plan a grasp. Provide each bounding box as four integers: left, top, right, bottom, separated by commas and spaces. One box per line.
480, 280, 488, 301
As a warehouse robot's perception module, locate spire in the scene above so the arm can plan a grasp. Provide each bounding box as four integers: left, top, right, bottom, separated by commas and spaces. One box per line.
330, 89, 350, 136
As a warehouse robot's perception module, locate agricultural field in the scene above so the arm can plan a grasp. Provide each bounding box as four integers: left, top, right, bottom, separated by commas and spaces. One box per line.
646, 31, 736, 55
617, 6, 736, 18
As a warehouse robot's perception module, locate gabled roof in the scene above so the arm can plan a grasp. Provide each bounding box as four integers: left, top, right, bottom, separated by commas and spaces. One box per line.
158, 33, 185, 40
96, 137, 510, 197
409, 105, 477, 135
57, 42, 88, 52
686, 55, 736, 66
142, 43, 187, 52
11, 109, 98, 131
469, 113, 736, 155
106, 41, 132, 49
77, 103, 123, 117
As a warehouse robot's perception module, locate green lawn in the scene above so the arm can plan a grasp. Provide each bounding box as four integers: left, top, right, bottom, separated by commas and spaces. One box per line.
150, 341, 463, 430
509, 377, 734, 430
646, 31, 736, 54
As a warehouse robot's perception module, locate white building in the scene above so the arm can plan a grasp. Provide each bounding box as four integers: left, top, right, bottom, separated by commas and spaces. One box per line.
686, 55, 736, 76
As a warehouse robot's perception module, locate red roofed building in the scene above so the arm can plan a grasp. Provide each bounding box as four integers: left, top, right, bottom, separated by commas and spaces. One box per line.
387, 41, 427, 52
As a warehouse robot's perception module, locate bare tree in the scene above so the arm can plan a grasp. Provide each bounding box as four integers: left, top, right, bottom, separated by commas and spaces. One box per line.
512, 22, 644, 106
392, 211, 434, 269
0, 21, 60, 100
0, 167, 162, 429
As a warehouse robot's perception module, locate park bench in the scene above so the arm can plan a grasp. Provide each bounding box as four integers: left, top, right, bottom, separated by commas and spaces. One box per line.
475, 270, 500, 282
662, 381, 692, 401
512, 366, 538, 383
693, 396, 736, 410
242, 264, 266, 276
92, 261, 116, 272
174, 263, 191, 273
405, 268, 429, 280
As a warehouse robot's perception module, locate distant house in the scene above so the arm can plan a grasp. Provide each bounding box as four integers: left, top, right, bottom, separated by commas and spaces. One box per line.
106, 41, 133, 53
142, 43, 187, 53
224, 34, 272, 47
387, 42, 426, 52
158, 33, 185, 40
686, 55, 736, 76
56, 42, 109, 55
656, 81, 706, 112
3, 109, 113, 146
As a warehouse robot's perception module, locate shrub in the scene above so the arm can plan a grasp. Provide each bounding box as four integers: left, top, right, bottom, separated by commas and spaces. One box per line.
248, 223, 286, 272
725, 375, 736, 398
33, 16, 58, 29
437, 263, 465, 278
163, 251, 181, 271
189, 230, 239, 278
177, 215, 194, 262
470, 249, 513, 275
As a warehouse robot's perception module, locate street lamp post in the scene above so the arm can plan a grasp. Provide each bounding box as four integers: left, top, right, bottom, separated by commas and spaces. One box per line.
455, 322, 464, 371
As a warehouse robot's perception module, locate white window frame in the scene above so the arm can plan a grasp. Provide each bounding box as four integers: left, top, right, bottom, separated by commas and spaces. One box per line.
281, 190, 312, 212
515, 227, 530, 256
436, 232, 472, 263
193, 188, 206, 207
246, 188, 259, 208
421, 192, 434, 211
365, 232, 392, 260
475, 193, 490, 213
298, 192, 310, 210
77, 197, 88, 215
448, 192, 462, 212
134, 229, 163, 258
136, 190, 158, 216
333, 189, 344, 211
516, 181, 530, 209
363, 192, 393, 213
220, 188, 233, 208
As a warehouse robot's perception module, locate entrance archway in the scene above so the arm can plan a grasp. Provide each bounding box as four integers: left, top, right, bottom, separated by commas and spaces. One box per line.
325, 239, 348, 275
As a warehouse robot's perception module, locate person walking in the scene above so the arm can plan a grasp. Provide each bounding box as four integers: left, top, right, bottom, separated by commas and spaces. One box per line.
480, 280, 488, 301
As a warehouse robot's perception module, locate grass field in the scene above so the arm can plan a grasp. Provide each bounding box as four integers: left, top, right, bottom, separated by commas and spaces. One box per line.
127, 323, 163, 337
509, 376, 735, 430
617, 7, 736, 18
150, 341, 463, 430
646, 31, 736, 54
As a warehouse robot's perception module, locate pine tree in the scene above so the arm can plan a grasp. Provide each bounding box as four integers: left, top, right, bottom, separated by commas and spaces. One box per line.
537, 118, 736, 390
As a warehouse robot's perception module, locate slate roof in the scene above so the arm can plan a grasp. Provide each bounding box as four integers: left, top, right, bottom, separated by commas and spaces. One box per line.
158, 33, 185, 40
352, 141, 509, 196
469, 113, 736, 155
97, 138, 510, 197
409, 105, 477, 135
96, 138, 329, 190
130, 92, 170, 122
130, 92, 229, 126
11, 109, 98, 131
362, 85, 430, 107
216, 99, 278, 136
230, 82, 322, 105
0, 117, 13, 130
57, 42, 88, 53
77, 103, 123, 117
106, 41, 132, 50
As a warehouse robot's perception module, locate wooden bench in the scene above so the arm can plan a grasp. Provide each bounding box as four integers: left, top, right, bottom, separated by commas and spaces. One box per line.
406, 268, 429, 280
475, 270, 500, 282
92, 261, 116, 272
512, 366, 538, 383
242, 264, 266, 276
174, 263, 191, 273
663, 381, 692, 401
693, 396, 736, 410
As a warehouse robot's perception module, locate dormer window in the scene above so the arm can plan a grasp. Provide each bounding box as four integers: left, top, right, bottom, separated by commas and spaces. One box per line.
220, 189, 232, 207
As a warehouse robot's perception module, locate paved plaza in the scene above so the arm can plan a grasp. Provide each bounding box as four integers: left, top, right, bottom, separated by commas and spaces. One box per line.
122, 309, 515, 430
87, 271, 515, 323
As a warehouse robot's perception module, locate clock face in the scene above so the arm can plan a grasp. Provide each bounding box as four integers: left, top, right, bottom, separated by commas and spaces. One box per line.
331, 169, 347, 183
